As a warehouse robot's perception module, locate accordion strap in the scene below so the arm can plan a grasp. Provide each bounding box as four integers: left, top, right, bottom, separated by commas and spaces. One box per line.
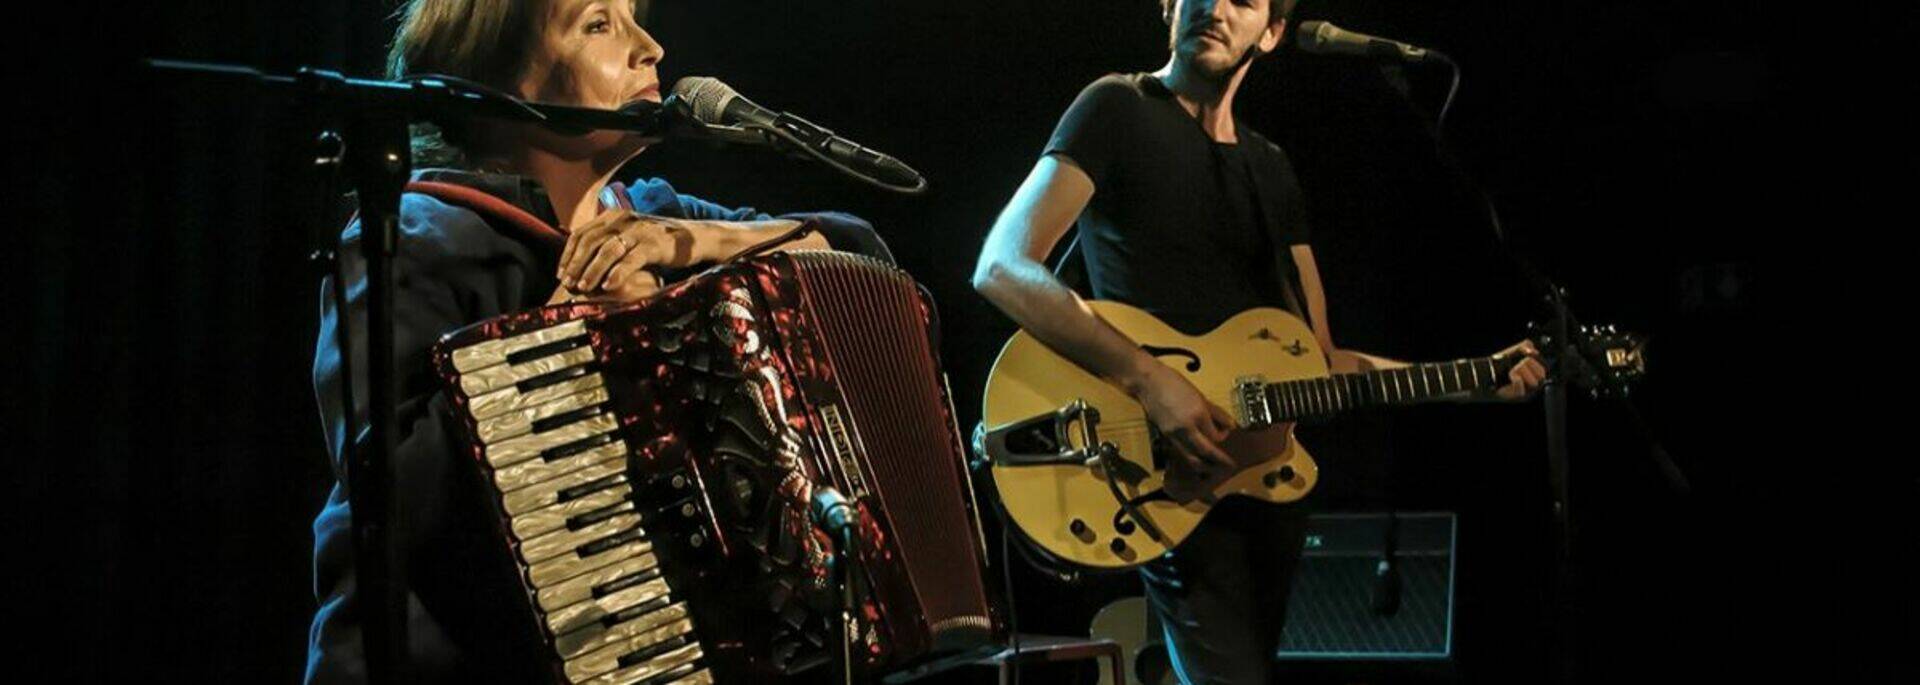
404, 180, 568, 249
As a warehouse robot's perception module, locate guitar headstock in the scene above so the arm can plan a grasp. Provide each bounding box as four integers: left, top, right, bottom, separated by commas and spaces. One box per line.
1529, 322, 1647, 398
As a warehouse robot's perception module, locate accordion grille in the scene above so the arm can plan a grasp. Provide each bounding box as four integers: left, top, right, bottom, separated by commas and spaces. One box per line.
793, 252, 993, 644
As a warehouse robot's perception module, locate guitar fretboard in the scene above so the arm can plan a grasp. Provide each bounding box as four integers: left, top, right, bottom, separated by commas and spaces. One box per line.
1261, 356, 1523, 424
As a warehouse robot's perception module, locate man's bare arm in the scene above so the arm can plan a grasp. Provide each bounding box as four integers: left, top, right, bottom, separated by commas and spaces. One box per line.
973, 155, 1236, 471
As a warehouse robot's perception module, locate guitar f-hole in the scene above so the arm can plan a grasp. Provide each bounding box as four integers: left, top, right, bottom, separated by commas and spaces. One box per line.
1140, 344, 1201, 372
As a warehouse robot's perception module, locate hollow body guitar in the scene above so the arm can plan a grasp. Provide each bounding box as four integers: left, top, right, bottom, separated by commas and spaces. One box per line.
980, 301, 1529, 572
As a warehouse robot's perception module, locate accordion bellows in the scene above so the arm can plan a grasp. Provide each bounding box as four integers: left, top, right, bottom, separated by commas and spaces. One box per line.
433, 251, 1001, 684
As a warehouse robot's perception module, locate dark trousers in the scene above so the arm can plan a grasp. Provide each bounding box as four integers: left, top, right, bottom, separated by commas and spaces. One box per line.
1139, 498, 1311, 685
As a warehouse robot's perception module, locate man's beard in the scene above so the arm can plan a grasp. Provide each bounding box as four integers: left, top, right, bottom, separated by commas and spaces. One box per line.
1178, 34, 1255, 81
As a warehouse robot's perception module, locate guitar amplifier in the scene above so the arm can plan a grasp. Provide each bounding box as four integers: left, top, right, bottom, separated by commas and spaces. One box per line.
1276, 511, 1457, 662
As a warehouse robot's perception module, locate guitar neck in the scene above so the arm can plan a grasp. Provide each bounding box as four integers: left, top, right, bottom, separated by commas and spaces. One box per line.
1260, 356, 1522, 424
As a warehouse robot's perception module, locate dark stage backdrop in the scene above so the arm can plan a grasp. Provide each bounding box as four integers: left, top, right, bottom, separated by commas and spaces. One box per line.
13, 1, 1902, 682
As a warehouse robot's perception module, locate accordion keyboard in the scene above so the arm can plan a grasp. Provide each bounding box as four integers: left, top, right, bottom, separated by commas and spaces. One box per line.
448, 319, 713, 685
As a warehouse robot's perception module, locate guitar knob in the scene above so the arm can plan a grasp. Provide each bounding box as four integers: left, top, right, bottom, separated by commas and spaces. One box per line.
1277, 465, 1296, 482
1109, 538, 1129, 555
1070, 519, 1095, 542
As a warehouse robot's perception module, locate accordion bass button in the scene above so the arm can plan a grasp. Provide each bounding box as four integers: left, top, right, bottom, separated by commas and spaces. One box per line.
656, 328, 683, 353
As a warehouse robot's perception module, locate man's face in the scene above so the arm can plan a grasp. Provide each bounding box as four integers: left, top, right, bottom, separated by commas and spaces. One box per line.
1168, 0, 1286, 79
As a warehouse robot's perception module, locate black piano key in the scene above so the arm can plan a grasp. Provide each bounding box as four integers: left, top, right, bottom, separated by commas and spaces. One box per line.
566, 498, 638, 531
543, 432, 619, 463
593, 566, 666, 600
533, 405, 610, 434
578, 525, 649, 558
515, 364, 593, 394
632, 662, 705, 685
614, 635, 695, 669
601, 595, 674, 628
506, 336, 591, 366
556, 473, 627, 504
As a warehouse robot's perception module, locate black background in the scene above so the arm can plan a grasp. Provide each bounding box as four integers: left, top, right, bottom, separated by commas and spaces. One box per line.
10, 0, 1905, 682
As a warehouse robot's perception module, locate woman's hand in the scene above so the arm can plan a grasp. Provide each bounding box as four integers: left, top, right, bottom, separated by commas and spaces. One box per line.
553, 209, 695, 303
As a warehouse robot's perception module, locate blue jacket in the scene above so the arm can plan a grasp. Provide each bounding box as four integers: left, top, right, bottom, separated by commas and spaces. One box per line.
306, 170, 885, 683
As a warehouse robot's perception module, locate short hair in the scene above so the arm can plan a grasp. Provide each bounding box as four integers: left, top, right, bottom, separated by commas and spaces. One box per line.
1161, 0, 1299, 26
386, 0, 555, 167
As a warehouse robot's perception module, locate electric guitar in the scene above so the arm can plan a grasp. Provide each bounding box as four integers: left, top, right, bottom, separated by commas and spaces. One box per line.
977, 301, 1643, 571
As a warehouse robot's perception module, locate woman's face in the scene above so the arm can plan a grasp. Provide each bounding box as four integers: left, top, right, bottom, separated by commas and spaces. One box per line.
511, 0, 664, 164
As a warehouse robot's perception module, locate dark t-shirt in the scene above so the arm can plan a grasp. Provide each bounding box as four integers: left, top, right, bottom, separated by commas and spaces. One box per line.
1046, 73, 1313, 335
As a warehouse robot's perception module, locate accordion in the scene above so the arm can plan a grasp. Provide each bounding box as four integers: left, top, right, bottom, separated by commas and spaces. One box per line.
433, 251, 1002, 684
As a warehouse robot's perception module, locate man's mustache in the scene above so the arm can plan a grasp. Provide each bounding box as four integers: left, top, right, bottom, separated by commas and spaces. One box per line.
1182, 20, 1225, 43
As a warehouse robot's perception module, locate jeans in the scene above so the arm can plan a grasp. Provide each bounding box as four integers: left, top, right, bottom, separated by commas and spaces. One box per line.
1139, 498, 1310, 685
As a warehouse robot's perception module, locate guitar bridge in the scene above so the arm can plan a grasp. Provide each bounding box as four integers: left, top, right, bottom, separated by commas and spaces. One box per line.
1235, 375, 1273, 426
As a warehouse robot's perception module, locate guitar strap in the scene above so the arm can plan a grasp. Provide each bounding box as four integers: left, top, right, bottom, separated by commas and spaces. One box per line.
1235, 145, 1314, 332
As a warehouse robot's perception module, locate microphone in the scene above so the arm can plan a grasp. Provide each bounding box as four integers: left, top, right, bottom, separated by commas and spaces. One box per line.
1370, 557, 1403, 616
811, 487, 857, 542
1294, 21, 1449, 63
670, 77, 926, 192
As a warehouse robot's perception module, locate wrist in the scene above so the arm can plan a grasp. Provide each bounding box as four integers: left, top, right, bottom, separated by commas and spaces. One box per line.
670, 220, 718, 265
1116, 351, 1164, 398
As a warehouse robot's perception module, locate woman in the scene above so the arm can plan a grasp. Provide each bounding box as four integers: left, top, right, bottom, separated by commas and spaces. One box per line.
307, 1, 884, 681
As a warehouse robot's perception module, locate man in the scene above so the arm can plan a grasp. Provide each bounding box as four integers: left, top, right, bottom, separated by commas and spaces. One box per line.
971, 0, 1544, 681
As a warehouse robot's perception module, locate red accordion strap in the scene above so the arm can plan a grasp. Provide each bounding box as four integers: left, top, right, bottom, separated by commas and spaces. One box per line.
403, 180, 568, 248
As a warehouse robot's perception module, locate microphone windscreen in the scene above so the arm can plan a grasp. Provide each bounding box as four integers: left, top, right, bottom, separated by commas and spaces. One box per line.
670, 76, 739, 124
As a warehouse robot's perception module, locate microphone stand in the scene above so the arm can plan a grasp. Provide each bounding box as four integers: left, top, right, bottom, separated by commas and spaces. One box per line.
813, 488, 860, 685
1363, 55, 1687, 684
143, 59, 671, 685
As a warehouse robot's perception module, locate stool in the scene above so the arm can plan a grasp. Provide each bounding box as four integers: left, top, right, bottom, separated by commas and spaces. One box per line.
883, 634, 1127, 685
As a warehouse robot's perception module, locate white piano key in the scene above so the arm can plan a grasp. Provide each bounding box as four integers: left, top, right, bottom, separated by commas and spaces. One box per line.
495, 442, 626, 498
530, 538, 652, 588
568, 630, 700, 684
475, 384, 612, 444
548, 586, 683, 657
511, 488, 635, 541
485, 412, 619, 469
520, 513, 643, 566
450, 319, 590, 373
536, 551, 661, 612
461, 345, 597, 397
468, 371, 607, 422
